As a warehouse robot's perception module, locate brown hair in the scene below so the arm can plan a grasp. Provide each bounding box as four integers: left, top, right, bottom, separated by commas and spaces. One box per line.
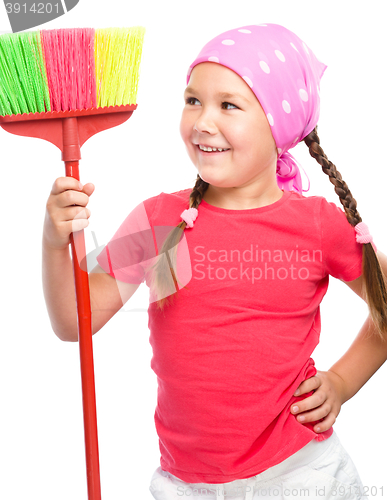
303, 125, 387, 342
148, 125, 387, 342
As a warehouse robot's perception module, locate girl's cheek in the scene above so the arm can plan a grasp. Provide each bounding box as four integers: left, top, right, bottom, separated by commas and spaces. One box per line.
179, 117, 190, 143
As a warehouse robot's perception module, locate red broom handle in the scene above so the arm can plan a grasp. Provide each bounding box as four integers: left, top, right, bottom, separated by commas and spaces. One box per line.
63, 118, 102, 500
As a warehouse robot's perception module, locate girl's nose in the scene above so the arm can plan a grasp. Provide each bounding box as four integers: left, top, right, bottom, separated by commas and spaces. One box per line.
193, 109, 217, 135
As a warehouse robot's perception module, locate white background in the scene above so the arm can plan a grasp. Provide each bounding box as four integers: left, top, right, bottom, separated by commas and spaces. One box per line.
1, 1, 386, 499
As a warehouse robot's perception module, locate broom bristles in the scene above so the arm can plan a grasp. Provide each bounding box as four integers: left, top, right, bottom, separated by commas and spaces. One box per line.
95, 27, 145, 107
0, 26, 145, 116
40, 28, 97, 111
0, 32, 49, 115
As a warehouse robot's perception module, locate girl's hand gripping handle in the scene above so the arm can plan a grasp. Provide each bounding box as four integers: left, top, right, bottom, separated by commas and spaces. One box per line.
43, 177, 94, 251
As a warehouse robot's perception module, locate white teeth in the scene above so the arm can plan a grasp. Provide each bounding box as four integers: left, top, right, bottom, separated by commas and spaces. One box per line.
198, 144, 228, 152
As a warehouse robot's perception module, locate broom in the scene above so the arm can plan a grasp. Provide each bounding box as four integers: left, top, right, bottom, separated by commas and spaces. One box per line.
0, 26, 146, 500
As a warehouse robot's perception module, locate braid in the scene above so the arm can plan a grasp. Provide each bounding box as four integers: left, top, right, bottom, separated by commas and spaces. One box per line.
303, 125, 387, 341
149, 174, 209, 311
189, 174, 209, 209
303, 126, 361, 226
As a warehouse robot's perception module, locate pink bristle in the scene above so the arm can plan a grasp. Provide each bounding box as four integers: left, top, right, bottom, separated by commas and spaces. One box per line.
79, 29, 91, 109
89, 29, 97, 108
85, 28, 96, 109
41, 30, 59, 110
75, 29, 82, 109
54, 30, 67, 110
60, 30, 70, 110
68, 29, 76, 110
40, 28, 96, 112
73, 29, 81, 109
63, 29, 70, 110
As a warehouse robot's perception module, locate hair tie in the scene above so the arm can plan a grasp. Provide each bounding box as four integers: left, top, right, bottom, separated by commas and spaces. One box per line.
355, 222, 377, 252
181, 207, 198, 228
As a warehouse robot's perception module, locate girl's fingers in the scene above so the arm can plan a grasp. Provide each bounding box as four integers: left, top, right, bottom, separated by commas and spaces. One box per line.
59, 189, 89, 209
292, 389, 326, 414
313, 411, 336, 434
70, 216, 90, 233
62, 206, 91, 222
291, 372, 339, 434
50, 177, 94, 208
294, 374, 321, 396
294, 402, 332, 424
51, 176, 83, 196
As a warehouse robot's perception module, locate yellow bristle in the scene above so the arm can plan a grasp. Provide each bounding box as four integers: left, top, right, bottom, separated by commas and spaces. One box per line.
95, 26, 145, 107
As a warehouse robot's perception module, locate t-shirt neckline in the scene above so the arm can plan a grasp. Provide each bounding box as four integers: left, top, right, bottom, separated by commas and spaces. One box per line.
199, 189, 293, 214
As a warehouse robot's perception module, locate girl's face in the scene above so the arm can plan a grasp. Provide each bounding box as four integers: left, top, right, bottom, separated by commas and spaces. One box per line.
180, 62, 279, 192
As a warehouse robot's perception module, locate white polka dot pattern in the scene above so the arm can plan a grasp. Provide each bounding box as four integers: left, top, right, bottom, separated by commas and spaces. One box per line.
242, 76, 253, 88
299, 89, 308, 102
221, 39, 235, 45
259, 61, 270, 74
282, 100, 291, 113
275, 50, 285, 62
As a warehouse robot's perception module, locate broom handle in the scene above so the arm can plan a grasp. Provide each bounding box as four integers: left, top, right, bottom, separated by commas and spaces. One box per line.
65, 161, 102, 500
63, 117, 102, 500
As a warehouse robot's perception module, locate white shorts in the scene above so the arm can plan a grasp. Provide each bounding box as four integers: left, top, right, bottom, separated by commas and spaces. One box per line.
149, 429, 368, 500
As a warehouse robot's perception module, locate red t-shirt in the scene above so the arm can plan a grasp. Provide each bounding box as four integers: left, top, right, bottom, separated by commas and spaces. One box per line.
96, 188, 363, 484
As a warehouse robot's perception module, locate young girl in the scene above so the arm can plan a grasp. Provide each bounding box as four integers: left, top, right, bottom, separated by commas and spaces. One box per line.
42, 24, 387, 500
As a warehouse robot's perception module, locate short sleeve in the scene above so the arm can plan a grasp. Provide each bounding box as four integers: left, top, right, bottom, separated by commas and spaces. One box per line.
96, 199, 157, 284
320, 197, 363, 281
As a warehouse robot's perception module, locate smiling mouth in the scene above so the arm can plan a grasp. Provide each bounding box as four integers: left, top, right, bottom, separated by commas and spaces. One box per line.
196, 145, 230, 154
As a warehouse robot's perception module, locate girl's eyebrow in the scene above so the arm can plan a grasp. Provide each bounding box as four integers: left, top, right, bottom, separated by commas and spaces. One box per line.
184, 86, 249, 103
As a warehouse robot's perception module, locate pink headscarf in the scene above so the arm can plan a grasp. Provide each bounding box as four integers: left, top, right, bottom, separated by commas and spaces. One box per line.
186, 23, 327, 194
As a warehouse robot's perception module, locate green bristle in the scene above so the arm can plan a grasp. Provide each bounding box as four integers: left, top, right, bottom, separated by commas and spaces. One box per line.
20, 32, 49, 113
0, 32, 51, 116
3, 34, 30, 114
0, 78, 12, 115
0, 35, 25, 114
34, 31, 51, 112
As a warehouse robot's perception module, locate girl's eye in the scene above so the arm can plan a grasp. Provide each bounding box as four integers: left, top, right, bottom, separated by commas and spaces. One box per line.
185, 97, 200, 105
222, 102, 237, 110
185, 98, 238, 110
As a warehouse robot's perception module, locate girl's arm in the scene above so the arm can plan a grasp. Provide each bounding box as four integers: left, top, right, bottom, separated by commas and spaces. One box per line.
42, 177, 141, 342
42, 240, 79, 341
291, 251, 387, 431
88, 265, 141, 339
329, 314, 387, 404
328, 251, 387, 403
43, 240, 140, 342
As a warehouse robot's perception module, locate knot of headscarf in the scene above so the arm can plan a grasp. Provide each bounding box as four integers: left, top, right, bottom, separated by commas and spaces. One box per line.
186, 23, 327, 194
